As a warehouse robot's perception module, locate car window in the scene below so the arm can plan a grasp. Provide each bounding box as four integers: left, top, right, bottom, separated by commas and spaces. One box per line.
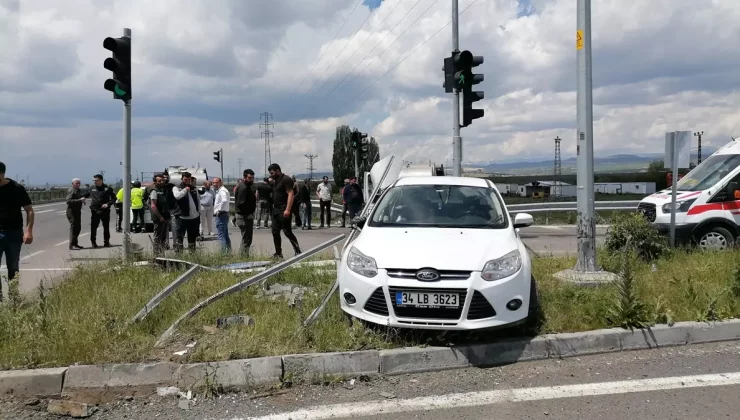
368, 184, 508, 229
677, 154, 740, 191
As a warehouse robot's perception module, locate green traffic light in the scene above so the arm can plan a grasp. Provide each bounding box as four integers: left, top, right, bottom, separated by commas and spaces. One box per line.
114, 84, 127, 96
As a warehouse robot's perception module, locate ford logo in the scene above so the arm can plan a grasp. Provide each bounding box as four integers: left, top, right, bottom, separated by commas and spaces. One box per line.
416, 268, 440, 282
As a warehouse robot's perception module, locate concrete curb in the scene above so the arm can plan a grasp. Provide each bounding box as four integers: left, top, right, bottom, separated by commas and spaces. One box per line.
2, 319, 740, 398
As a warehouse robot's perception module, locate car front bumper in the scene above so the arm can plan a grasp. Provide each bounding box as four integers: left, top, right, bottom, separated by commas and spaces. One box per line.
338, 264, 531, 330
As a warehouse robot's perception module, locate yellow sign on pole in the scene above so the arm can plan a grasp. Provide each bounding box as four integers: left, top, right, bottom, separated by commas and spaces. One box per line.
576, 30, 584, 50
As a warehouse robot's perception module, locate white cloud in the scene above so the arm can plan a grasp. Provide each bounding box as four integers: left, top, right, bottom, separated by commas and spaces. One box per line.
2, 0, 740, 185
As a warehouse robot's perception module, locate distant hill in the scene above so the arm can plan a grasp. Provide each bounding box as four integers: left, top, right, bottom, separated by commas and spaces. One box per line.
293, 171, 333, 180
467, 148, 717, 175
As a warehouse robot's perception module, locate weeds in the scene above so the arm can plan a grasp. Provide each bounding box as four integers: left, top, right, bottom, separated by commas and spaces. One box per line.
605, 213, 668, 261
1, 248, 739, 369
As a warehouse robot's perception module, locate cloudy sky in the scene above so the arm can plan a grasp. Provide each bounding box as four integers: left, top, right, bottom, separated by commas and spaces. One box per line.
2, 0, 740, 184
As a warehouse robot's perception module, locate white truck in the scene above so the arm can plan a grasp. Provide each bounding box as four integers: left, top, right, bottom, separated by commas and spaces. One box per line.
637, 139, 740, 250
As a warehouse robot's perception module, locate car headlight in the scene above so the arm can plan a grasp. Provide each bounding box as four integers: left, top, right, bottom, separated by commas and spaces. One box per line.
662, 199, 696, 214
481, 250, 522, 281
347, 246, 378, 277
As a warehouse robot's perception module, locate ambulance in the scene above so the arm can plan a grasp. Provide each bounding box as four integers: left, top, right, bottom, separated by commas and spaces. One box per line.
637, 139, 740, 250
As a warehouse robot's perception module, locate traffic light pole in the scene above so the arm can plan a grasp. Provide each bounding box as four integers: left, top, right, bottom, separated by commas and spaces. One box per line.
575, 0, 596, 272
451, 0, 462, 177
220, 148, 224, 179
121, 27, 132, 261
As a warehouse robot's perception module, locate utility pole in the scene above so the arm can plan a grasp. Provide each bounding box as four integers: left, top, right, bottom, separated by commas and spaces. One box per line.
260, 112, 273, 178
451, 0, 462, 177
237, 157, 243, 177
553, 136, 562, 199
305, 154, 318, 181
694, 131, 703, 164
555, 0, 615, 284
574, 0, 596, 273
219, 148, 224, 179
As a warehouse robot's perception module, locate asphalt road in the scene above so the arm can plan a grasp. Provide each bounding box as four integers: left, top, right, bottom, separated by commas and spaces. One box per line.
2, 201, 607, 295
2, 341, 737, 419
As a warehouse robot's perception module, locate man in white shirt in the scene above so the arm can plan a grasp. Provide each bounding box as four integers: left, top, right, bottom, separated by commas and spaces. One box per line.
171, 172, 201, 253
198, 180, 215, 237
212, 177, 232, 253
316, 176, 333, 228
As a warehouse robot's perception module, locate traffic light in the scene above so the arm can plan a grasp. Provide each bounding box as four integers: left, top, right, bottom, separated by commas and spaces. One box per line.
456, 50, 485, 127
359, 134, 369, 161
350, 131, 359, 150
213, 150, 221, 163
103, 35, 131, 102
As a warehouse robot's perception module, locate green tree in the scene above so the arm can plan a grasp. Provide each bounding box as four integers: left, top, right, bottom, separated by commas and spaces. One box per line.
332, 125, 354, 188
648, 159, 665, 173
332, 127, 382, 188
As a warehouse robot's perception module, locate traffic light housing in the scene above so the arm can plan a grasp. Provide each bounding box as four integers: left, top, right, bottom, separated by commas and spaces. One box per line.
213, 150, 221, 163
103, 35, 131, 102
457, 50, 484, 127
359, 136, 369, 160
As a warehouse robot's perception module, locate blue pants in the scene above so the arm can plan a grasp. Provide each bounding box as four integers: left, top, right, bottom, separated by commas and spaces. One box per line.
216, 212, 232, 253
301, 203, 312, 228
0, 229, 23, 281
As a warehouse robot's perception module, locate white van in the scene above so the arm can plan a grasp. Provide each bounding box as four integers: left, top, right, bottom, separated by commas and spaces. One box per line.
637, 139, 740, 250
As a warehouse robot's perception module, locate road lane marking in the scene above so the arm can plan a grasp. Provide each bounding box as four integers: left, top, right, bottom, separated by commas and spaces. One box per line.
244, 372, 740, 420
35, 209, 54, 214
33, 202, 66, 209
55, 240, 70, 247
19, 268, 73, 271
56, 211, 67, 215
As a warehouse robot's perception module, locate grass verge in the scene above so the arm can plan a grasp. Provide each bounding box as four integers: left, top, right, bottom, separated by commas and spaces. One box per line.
1, 248, 739, 369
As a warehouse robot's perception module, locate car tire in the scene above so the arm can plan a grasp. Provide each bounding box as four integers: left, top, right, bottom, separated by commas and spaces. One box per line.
695, 226, 735, 251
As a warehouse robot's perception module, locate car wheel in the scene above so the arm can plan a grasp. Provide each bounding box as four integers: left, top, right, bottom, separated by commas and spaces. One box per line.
696, 226, 734, 251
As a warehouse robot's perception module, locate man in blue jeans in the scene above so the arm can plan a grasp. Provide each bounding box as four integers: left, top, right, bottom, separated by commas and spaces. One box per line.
0, 161, 35, 299
212, 177, 232, 253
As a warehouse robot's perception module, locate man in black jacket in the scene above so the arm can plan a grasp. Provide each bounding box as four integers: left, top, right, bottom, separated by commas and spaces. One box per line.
148, 174, 171, 256
66, 178, 86, 250
268, 163, 301, 258
88, 174, 116, 248
234, 169, 257, 255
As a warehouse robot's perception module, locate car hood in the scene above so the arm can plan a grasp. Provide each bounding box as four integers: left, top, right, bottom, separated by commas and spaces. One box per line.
351, 227, 519, 270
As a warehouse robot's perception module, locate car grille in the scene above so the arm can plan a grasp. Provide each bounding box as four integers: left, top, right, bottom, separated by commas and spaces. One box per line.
385, 269, 472, 280
388, 287, 468, 320
637, 202, 656, 223
467, 291, 497, 320
363, 287, 389, 316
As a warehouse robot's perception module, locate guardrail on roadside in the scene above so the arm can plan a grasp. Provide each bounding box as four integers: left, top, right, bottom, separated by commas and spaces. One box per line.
506, 200, 640, 211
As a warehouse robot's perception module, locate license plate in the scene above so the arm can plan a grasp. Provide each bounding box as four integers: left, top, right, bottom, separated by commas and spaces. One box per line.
395, 291, 459, 308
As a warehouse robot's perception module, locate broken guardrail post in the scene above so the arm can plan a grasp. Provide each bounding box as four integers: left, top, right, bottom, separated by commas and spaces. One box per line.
129, 264, 203, 324
154, 234, 345, 348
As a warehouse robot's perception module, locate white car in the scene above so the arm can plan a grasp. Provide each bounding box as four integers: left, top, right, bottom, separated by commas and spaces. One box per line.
338, 175, 538, 331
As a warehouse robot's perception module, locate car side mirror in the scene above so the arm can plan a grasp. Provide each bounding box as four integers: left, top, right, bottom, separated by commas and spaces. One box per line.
726, 182, 740, 200
353, 215, 367, 229
513, 213, 534, 229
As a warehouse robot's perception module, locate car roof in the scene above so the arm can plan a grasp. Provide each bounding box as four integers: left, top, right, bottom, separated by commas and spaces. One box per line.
394, 176, 491, 188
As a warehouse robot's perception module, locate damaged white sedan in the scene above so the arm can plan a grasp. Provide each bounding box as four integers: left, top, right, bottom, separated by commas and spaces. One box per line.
338, 175, 538, 331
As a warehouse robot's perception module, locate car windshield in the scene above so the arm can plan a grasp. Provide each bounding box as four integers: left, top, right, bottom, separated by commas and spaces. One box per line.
676, 154, 740, 191
367, 184, 508, 229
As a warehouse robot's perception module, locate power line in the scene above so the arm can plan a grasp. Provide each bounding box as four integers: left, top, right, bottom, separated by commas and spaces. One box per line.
304, 0, 403, 103
288, 0, 364, 100
304, 154, 318, 181
322, 0, 426, 101
299, 3, 379, 103
340, 0, 480, 109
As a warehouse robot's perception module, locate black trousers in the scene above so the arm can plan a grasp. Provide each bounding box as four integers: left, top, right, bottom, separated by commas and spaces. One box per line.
90, 210, 111, 244
115, 203, 123, 230
271, 212, 301, 256
173, 216, 199, 252
67, 209, 81, 246
292, 201, 301, 226
319, 200, 332, 226
152, 217, 170, 256
235, 214, 254, 255
132, 208, 144, 232
348, 203, 362, 223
